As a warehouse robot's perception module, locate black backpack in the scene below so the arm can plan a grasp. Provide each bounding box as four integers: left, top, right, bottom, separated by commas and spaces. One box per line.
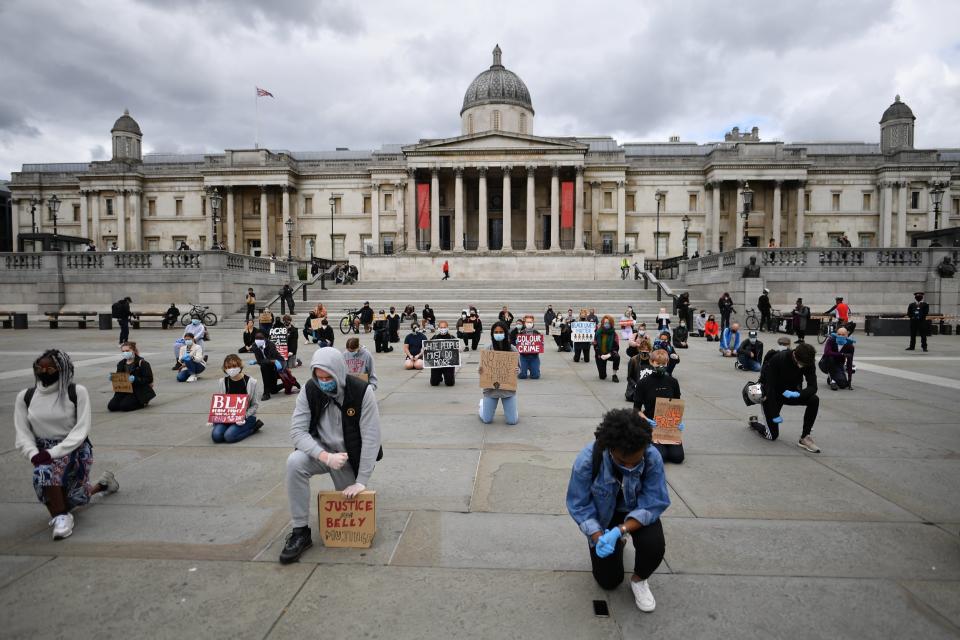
24, 383, 78, 411
111, 300, 123, 318
305, 376, 383, 478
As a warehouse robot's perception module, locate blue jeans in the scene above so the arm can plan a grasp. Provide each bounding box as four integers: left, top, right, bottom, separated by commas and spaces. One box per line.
518, 354, 540, 379
211, 416, 258, 443
737, 352, 762, 372
177, 360, 205, 381
479, 395, 519, 425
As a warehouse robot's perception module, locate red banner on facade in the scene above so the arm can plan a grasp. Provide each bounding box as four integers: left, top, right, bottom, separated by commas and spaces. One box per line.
417, 183, 431, 229
561, 181, 574, 229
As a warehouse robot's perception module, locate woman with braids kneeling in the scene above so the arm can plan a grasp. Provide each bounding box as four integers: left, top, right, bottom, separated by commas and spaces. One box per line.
566, 408, 670, 612
14, 350, 119, 541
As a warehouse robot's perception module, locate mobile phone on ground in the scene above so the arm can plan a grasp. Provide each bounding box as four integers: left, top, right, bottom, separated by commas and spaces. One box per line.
592, 600, 610, 617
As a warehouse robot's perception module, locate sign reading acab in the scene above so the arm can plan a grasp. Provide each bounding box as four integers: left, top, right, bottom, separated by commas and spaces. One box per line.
317, 490, 377, 548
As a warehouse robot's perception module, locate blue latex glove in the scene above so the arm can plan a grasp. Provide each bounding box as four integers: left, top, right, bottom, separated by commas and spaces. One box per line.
182, 354, 191, 362
248, 359, 257, 366
595, 528, 622, 558
274, 359, 282, 371
772, 416, 783, 424
677, 422, 685, 432
782, 390, 800, 399
646, 418, 657, 428
108, 373, 114, 381
128, 375, 136, 383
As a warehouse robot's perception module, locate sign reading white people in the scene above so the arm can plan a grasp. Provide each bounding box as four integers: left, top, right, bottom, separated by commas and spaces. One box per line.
571, 321, 596, 343
515, 333, 545, 354
269, 326, 289, 358
422, 338, 461, 368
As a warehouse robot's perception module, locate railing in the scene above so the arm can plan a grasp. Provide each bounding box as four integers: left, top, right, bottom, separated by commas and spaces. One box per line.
4, 254, 43, 270
162, 252, 201, 268
683, 247, 956, 278
114, 253, 152, 269
877, 249, 924, 266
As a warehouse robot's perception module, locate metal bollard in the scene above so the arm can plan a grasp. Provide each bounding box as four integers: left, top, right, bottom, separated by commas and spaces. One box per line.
302, 285, 308, 301
320, 273, 327, 290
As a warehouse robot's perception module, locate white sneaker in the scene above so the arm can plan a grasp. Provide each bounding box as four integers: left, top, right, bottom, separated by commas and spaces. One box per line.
50, 513, 74, 540
630, 579, 656, 612
187, 375, 197, 383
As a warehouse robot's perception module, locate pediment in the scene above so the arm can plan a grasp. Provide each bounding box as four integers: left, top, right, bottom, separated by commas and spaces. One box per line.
404, 132, 588, 154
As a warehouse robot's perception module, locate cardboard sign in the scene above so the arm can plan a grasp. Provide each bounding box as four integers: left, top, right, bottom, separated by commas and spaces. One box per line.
571, 321, 596, 343
423, 338, 462, 368
317, 490, 376, 548
345, 357, 368, 378
461, 322, 475, 334
111, 372, 133, 393
479, 350, 519, 391
310, 318, 322, 330
259, 311, 273, 324
620, 318, 635, 328
207, 393, 249, 424
515, 333, 545, 354
349, 372, 369, 382
652, 397, 685, 445
269, 326, 289, 358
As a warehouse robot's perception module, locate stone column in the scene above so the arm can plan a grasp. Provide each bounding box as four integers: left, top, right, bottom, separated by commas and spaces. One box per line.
478, 167, 488, 251
772, 180, 782, 246
430, 169, 440, 251
453, 168, 464, 251
282, 186, 293, 257
395, 181, 405, 251
616, 179, 625, 253
711, 183, 721, 252
795, 181, 806, 247
130, 189, 141, 250
897, 181, 908, 246
370, 183, 380, 252
79, 190, 89, 240
735, 182, 745, 248
117, 190, 127, 251
226, 187, 236, 253
881, 181, 894, 248
591, 180, 601, 250
260, 185, 270, 256
406, 168, 417, 251
92, 191, 101, 247
501, 166, 512, 252
550, 166, 561, 251
574, 166, 584, 250
525, 166, 536, 251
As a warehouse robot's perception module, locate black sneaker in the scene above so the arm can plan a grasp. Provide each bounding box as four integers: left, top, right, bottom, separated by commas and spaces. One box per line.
253, 419, 264, 433
829, 379, 839, 391
612, 374, 619, 383
279, 526, 312, 564
261, 393, 271, 401
748, 417, 769, 439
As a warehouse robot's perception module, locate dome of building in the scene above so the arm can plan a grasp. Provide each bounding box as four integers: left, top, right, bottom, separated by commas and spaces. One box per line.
111, 109, 142, 135
880, 95, 915, 123
461, 45, 534, 116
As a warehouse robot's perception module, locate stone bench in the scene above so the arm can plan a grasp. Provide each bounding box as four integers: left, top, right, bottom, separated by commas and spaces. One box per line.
131, 311, 170, 329
45, 311, 97, 329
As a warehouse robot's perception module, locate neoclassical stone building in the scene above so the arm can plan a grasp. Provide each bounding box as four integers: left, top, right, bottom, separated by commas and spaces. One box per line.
9, 46, 960, 258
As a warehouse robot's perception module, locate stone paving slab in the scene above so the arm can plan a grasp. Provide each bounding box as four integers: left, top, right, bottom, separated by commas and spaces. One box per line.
0, 554, 52, 590
0, 557, 314, 640
901, 580, 960, 629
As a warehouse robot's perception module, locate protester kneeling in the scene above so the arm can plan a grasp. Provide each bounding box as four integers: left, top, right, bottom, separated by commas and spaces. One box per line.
633, 350, 684, 464
430, 321, 457, 387
210, 355, 263, 444
108, 342, 155, 412
566, 408, 669, 612
478, 322, 519, 425
176, 332, 205, 382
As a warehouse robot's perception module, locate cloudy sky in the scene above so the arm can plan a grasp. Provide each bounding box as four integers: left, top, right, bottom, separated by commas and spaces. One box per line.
1, 0, 958, 179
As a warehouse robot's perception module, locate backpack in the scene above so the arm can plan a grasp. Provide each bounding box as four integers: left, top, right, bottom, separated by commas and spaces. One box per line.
305, 376, 383, 477
24, 384, 78, 411
111, 300, 123, 319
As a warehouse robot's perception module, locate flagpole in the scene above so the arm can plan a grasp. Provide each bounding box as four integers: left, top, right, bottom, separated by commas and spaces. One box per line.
255, 90, 259, 149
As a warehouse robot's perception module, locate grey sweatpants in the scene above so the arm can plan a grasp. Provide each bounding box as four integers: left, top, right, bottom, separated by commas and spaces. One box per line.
286, 449, 356, 528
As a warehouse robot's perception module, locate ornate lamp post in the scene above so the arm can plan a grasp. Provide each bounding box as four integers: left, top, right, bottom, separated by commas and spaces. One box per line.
329, 196, 336, 260
931, 184, 944, 231
208, 188, 222, 249
284, 217, 294, 261
740, 182, 753, 247
47, 194, 61, 249
29, 196, 42, 233
681, 214, 691, 259
654, 189, 665, 260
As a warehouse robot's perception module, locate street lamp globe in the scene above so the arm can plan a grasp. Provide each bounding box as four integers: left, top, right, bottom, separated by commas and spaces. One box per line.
47, 194, 61, 249
931, 184, 944, 230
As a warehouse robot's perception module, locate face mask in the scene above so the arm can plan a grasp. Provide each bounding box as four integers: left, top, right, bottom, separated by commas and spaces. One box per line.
835, 336, 848, 346
653, 365, 667, 375
191, 319, 200, 326
639, 352, 650, 360
122, 351, 135, 360
317, 379, 337, 393
603, 322, 611, 329
184, 339, 193, 346
493, 333, 505, 341
462, 313, 467, 317
439, 327, 449, 335
525, 322, 534, 329
748, 338, 756, 343
37, 371, 59, 386
637, 330, 645, 336
779, 344, 790, 351
915, 296, 923, 302
679, 322, 685, 327
255, 339, 265, 348
225, 367, 241, 377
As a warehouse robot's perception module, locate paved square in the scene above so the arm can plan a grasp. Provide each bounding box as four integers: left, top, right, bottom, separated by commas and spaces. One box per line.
1, 321, 958, 638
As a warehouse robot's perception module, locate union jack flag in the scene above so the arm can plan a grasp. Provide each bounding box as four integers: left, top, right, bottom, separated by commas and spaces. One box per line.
256, 87, 274, 98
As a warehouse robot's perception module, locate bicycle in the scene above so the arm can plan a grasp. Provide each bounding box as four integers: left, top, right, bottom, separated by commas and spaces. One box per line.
180, 303, 218, 327
743, 308, 761, 331
817, 317, 855, 344
339, 308, 361, 334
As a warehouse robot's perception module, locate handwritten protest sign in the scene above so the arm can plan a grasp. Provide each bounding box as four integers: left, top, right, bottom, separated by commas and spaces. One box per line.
515, 333, 545, 354
345, 357, 368, 380
479, 350, 519, 391
652, 397, 684, 445
310, 318, 322, 330
259, 311, 273, 324
207, 393, 249, 424
111, 372, 133, 394
269, 326, 289, 358
461, 322, 475, 334
571, 321, 596, 343
423, 338, 461, 368
317, 490, 376, 548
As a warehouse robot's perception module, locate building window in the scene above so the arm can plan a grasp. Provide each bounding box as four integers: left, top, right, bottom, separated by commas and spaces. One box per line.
720, 193, 727, 211
910, 191, 920, 209
144, 236, 160, 251
332, 196, 342, 214
687, 234, 701, 256
862, 193, 872, 211
583, 231, 591, 250
383, 192, 393, 211
201, 197, 206, 216
332, 235, 345, 259
831, 192, 840, 212
803, 232, 813, 248
105, 198, 114, 217
199, 235, 206, 248
363, 196, 371, 214
828, 232, 843, 247
952, 197, 959, 216
172, 235, 186, 250
302, 235, 316, 258
858, 233, 875, 248
439, 189, 446, 208
625, 233, 638, 253
72, 203, 80, 222
492, 110, 501, 131
719, 234, 726, 252
360, 235, 374, 255
601, 233, 614, 254
467, 114, 474, 135
603, 191, 613, 210
688, 193, 698, 212
148, 199, 156, 216
804, 192, 810, 212
519, 113, 527, 134
304, 196, 313, 215
102, 235, 116, 249
655, 233, 669, 257
175, 199, 183, 216
625, 193, 635, 212
382, 234, 395, 255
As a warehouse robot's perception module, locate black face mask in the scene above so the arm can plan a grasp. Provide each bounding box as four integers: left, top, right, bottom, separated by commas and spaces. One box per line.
653, 365, 667, 375
37, 372, 59, 387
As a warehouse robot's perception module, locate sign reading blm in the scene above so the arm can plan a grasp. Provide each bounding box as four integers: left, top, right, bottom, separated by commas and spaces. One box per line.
208, 393, 249, 424
571, 321, 596, 343
515, 333, 544, 354
423, 338, 461, 368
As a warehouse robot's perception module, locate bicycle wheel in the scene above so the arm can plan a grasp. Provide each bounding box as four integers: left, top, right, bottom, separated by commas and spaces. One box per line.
340, 316, 352, 334
180, 313, 192, 326
745, 315, 760, 331
817, 323, 829, 344
202, 312, 218, 327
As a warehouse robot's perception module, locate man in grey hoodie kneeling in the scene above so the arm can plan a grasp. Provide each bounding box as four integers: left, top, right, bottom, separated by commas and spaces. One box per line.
280, 347, 383, 564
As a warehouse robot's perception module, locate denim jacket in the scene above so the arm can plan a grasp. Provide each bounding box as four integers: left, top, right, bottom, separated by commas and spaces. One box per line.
565, 442, 670, 541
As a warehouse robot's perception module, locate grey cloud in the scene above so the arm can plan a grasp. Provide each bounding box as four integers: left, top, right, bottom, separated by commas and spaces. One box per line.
0, 102, 41, 138
89, 145, 107, 160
